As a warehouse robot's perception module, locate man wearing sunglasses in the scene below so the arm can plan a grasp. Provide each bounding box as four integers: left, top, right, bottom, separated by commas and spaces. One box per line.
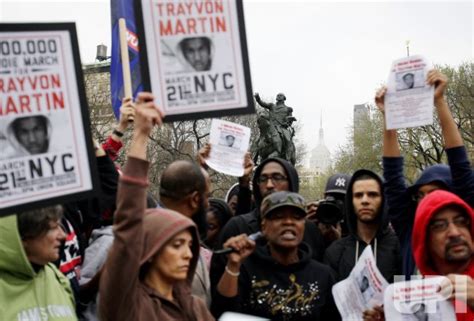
412, 190, 474, 320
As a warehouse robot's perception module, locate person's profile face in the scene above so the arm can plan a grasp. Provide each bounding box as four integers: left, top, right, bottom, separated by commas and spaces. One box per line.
22, 219, 66, 265
182, 38, 211, 71
13, 117, 49, 154
403, 73, 415, 89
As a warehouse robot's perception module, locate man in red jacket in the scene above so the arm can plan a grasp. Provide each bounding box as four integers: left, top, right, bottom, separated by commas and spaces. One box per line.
412, 190, 474, 321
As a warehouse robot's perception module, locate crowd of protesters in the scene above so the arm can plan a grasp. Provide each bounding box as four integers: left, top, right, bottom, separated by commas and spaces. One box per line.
1, 69, 473, 321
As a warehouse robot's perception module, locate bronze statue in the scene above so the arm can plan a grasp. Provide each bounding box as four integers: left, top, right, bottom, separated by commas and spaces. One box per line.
254, 93, 296, 165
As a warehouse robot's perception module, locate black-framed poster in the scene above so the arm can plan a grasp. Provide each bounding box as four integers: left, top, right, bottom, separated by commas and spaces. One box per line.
0, 23, 98, 216
135, 0, 254, 122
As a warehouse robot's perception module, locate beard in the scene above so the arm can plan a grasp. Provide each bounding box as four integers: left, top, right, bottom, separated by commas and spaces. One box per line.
192, 198, 208, 241
445, 237, 473, 262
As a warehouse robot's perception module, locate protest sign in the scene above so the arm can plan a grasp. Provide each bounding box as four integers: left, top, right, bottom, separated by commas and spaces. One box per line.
0, 23, 97, 216
206, 119, 250, 177
135, 0, 254, 121
384, 276, 456, 321
384, 55, 434, 130
332, 246, 389, 321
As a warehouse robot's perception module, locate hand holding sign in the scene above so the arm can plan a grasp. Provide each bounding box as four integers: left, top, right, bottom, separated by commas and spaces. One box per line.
119, 97, 136, 124
426, 69, 448, 105
134, 92, 164, 135
128, 92, 164, 161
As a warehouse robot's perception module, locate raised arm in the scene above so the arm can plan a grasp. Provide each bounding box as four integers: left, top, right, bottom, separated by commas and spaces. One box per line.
254, 93, 272, 109
235, 152, 254, 215
102, 97, 135, 161
99, 92, 163, 321
375, 87, 412, 237
427, 70, 463, 149
375, 86, 401, 157
428, 69, 474, 206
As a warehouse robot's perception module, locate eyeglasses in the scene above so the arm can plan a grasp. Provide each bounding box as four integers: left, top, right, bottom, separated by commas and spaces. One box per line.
256, 174, 288, 185
429, 216, 470, 232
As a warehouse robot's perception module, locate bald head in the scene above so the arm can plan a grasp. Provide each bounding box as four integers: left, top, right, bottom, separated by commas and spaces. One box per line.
160, 160, 206, 201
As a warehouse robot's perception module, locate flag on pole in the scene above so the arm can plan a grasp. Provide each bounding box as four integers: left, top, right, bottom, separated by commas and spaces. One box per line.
110, 0, 142, 119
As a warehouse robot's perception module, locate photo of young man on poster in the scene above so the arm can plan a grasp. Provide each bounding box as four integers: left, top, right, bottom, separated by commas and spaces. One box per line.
178, 36, 214, 71
2, 115, 52, 159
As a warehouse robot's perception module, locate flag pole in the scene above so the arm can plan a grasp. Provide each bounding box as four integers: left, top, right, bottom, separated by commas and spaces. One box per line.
119, 18, 132, 99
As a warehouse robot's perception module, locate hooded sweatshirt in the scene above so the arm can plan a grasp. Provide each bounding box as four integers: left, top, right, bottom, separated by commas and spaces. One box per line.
412, 190, 474, 321
212, 242, 338, 321
210, 158, 325, 304
384, 146, 474, 278
0, 214, 77, 321
324, 169, 401, 282
99, 157, 214, 321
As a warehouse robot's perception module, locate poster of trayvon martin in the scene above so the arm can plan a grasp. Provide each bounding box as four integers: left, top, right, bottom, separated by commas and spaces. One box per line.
135, 0, 254, 121
0, 23, 98, 216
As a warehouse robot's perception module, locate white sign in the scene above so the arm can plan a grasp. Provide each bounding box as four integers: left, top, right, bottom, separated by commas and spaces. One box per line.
384, 55, 434, 130
332, 246, 389, 321
206, 119, 250, 177
0, 24, 96, 215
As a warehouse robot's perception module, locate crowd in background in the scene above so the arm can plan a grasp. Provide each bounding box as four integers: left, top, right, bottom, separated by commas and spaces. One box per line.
1, 70, 474, 321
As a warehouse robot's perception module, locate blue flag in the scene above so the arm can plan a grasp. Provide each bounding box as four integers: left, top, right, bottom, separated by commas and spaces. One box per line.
110, 0, 143, 119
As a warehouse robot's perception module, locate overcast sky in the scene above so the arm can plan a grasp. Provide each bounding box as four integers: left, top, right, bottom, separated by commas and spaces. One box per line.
1, 0, 472, 164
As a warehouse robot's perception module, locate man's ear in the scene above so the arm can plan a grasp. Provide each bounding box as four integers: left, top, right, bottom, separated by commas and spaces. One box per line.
261, 219, 267, 234
189, 190, 200, 210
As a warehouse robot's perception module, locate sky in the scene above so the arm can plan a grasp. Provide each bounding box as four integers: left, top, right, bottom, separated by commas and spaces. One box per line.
1, 0, 472, 165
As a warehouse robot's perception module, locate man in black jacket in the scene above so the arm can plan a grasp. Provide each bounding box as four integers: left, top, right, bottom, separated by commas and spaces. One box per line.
324, 169, 401, 318
210, 158, 325, 314
324, 169, 401, 281
213, 191, 337, 320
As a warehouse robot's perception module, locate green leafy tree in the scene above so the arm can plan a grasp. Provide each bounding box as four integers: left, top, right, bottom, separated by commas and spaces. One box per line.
331, 62, 473, 182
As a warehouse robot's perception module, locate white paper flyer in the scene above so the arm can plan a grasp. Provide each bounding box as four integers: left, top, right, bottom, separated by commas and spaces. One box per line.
332, 246, 389, 321
206, 119, 250, 177
384, 55, 434, 130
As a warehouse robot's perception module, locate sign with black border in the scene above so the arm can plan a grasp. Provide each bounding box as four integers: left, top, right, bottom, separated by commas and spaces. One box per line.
135, 0, 254, 122
0, 23, 98, 216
